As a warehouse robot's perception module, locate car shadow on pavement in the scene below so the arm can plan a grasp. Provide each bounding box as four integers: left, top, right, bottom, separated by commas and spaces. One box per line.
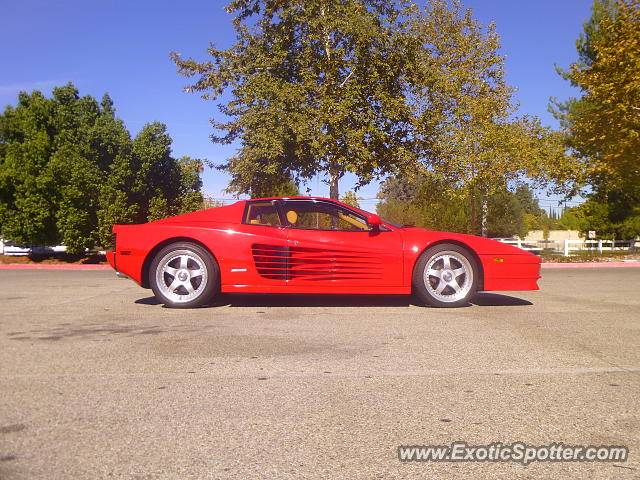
470, 292, 533, 306
135, 292, 532, 308
135, 294, 415, 308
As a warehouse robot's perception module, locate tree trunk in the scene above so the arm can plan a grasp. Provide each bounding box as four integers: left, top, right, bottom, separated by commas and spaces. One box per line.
469, 185, 477, 235
322, 5, 339, 202
481, 189, 489, 237
329, 169, 339, 200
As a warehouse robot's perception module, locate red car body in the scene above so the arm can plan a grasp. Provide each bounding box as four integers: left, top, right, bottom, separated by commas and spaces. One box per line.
106, 197, 540, 299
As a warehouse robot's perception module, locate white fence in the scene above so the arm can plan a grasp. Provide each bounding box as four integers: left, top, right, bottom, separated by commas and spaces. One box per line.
562, 239, 635, 256
495, 238, 637, 256
495, 239, 543, 252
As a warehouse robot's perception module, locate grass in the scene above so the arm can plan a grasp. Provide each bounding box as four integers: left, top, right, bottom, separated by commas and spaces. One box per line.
539, 249, 639, 263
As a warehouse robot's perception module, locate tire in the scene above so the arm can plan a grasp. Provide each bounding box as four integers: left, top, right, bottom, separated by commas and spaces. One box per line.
149, 242, 219, 308
412, 243, 479, 308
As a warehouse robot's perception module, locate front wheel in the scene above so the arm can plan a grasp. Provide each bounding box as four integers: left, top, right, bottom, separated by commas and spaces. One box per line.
149, 242, 219, 308
412, 244, 479, 308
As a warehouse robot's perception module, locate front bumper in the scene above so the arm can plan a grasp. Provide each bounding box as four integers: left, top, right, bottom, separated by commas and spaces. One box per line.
480, 254, 541, 291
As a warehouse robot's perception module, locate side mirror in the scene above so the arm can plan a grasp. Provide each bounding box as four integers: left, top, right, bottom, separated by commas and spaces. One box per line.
367, 213, 382, 232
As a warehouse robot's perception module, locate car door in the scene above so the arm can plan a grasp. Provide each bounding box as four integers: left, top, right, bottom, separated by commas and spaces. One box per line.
280, 199, 404, 288
227, 199, 288, 288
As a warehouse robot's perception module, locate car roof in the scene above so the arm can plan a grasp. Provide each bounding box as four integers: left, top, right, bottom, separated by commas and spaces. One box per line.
248, 196, 336, 202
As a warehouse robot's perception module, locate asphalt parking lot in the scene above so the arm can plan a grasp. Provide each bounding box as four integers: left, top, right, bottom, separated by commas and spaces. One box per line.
0, 268, 639, 479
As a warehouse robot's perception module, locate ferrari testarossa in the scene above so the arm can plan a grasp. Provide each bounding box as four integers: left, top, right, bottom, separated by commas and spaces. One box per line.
106, 196, 541, 308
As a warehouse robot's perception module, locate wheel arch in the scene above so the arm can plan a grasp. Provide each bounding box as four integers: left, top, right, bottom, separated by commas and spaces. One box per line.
141, 237, 218, 289
413, 239, 484, 291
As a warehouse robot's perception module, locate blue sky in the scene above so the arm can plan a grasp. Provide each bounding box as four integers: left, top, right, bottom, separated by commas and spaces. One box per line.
1, 0, 592, 211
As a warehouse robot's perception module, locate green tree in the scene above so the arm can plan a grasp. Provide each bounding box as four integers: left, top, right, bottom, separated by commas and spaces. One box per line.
0, 84, 209, 252
97, 125, 210, 242
556, 206, 587, 232
377, 175, 468, 231
407, 0, 573, 236
130, 122, 182, 222
376, 199, 422, 227
0, 90, 57, 246
514, 184, 546, 232
172, 0, 414, 199
0, 84, 118, 250
245, 174, 300, 199
486, 190, 526, 238
560, 193, 640, 239
174, 0, 572, 219
176, 156, 210, 214
340, 190, 361, 208
377, 174, 530, 238
514, 184, 545, 217
551, 0, 640, 238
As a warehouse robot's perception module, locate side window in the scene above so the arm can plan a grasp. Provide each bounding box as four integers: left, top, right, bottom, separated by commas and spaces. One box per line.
243, 201, 281, 227
283, 201, 369, 231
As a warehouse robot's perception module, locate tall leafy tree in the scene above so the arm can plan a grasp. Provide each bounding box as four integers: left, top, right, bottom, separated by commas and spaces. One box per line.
551, 0, 640, 238
172, 0, 414, 199
0, 84, 209, 252
176, 156, 211, 214
174, 0, 573, 223
0, 84, 114, 250
0, 90, 57, 246
407, 0, 572, 236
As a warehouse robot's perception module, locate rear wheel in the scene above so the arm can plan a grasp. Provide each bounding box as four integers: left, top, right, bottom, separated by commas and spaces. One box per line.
412, 244, 479, 308
149, 242, 218, 308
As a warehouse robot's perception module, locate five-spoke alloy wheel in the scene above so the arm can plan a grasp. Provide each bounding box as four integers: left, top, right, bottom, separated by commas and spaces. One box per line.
412, 243, 479, 308
149, 242, 218, 308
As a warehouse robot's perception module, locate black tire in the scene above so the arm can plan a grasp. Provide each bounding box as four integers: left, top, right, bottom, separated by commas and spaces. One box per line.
149, 242, 219, 308
412, 243, 479, 308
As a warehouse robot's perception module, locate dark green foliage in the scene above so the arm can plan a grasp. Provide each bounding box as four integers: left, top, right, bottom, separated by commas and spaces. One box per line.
377, 175, 537, 238
246, 175, 300, 199
556, 191, 640, 239
0, 83, 208, 252
377, 175, 467, 230
515, 184, 546, 218
486, 190, 526, 239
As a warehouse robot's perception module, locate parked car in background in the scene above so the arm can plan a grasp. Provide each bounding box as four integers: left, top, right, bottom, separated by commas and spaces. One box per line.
0, 239, 61, 256
1, 240, 34, 256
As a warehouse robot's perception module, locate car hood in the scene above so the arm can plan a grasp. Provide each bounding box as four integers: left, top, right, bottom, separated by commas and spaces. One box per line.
400, 227, 540, 261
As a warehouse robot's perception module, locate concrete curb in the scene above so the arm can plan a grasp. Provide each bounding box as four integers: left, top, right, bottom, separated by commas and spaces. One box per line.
541, 262, 640, 269
0, 264, 111, 270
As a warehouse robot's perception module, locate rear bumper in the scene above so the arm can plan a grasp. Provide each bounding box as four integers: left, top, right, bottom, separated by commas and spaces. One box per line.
106, 251, 116, 270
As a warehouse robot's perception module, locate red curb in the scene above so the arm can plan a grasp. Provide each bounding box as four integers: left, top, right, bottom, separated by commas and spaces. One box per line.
541, 262, 640, 269
0, 264, 111, 270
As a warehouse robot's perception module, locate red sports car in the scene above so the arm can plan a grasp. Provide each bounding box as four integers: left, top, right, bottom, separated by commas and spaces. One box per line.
106, 196, 541, 308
